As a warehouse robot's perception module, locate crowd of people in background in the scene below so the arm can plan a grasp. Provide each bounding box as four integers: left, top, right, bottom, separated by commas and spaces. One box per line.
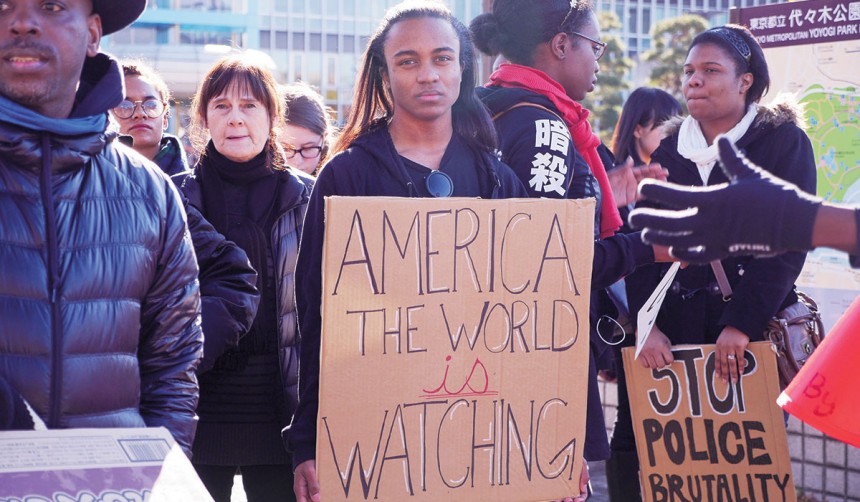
2, 0, 849, 501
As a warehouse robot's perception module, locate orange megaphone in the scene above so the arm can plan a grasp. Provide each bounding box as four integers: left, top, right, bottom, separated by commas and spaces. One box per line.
778, 295, 860, 447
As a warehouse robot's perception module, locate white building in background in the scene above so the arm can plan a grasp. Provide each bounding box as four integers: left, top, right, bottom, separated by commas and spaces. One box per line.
256, 0, 485, 119
106, 0, 775, 123
595, 0, 772, 58
107, 0, 484, 120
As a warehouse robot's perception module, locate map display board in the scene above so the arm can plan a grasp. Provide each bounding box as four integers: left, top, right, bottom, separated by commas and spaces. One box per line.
734, 0, 860, 329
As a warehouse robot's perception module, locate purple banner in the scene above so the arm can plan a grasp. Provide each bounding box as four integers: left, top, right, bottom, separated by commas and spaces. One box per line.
734, 0, 860, 48
2, 466, 161, 501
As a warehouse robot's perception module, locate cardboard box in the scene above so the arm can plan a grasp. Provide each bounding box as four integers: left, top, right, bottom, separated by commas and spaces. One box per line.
0, 427, 213, 502
316, 197, 595, 501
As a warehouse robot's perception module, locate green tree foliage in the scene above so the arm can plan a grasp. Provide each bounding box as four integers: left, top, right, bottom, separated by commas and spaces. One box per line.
582, 10, 633, 141
643, 14, 709, 102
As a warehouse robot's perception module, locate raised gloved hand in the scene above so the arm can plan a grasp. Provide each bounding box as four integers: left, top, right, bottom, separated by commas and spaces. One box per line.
628, 136, 821, 263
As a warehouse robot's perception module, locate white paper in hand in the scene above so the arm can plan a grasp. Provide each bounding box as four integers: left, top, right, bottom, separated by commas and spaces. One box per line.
635, 262, 681, 359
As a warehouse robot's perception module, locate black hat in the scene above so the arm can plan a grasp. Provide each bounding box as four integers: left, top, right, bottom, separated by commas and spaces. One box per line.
94, 0, 147, 36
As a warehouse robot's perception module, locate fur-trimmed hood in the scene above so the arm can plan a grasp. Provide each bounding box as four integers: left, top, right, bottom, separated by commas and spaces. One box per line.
661, 93, 807, 136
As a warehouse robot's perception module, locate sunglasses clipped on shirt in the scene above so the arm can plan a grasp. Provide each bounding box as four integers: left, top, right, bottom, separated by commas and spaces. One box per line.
112, 99, 167, 119
425, 170, 453, 198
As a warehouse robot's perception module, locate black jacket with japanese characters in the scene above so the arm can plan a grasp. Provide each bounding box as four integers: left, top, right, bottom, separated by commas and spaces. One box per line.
479, 85, 653, 461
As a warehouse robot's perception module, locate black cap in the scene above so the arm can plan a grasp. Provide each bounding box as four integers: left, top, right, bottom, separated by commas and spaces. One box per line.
94, 0, 147, 36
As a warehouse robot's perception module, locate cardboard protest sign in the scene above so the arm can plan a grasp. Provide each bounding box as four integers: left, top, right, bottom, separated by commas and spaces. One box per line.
317, 196, 595, 502
0, 427, 213, 502
622, 342, 795, 502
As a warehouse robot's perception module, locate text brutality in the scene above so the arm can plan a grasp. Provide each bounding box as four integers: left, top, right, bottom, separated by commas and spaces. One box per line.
647, 472, 791, 502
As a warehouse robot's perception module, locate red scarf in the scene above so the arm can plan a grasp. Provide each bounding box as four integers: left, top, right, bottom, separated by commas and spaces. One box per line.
489, 64, 622, 239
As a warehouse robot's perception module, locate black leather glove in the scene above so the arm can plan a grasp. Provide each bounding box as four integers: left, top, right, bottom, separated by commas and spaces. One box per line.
629, 137, 821, 263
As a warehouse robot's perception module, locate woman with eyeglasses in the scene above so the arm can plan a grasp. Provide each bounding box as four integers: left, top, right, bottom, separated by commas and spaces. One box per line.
279, 82, 335, 176
289, 2, 528, 501
617, 25, 815, 501
472, 0, 667, 220
176, 53, 314, 502
470, 0, 672, 483
112, 60, 184, 175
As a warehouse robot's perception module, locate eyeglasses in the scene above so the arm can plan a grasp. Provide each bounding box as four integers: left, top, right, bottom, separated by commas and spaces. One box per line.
113, 99, 166, 119
557, 2, 607, 61
284, 145, 323, 159
425, 170, 453, 197
570, 31, 607, 61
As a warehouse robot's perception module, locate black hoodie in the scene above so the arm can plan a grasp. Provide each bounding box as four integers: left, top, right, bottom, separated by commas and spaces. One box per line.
288, 122, 529, 466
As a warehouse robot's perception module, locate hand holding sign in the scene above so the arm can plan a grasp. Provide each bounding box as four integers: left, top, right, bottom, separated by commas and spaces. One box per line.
294, 460, 321, 502
637, 325, 674, 369
552, 462, 590, 502
714, 325, 750, 384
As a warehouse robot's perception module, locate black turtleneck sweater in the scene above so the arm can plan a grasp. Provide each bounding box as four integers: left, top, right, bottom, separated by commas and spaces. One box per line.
193, 143, 288, 466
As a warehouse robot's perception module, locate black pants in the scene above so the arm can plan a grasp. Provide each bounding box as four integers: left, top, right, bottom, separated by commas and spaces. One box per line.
607, 350, 643, 502
610, 352, 637, 453
195, 464, 296, 502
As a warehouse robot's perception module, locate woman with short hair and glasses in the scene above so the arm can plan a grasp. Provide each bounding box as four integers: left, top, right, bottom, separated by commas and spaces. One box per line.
279, 82, 335, 176
470, 0, 672, 485
289, 2, 528, 501
113, 60, 187, 175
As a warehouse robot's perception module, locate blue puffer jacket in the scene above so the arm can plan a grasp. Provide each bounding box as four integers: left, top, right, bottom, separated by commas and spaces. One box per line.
0, 54, 203, 453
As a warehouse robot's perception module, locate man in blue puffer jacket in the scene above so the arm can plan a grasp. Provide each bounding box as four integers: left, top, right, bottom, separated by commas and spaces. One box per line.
0, 0, 203, 454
